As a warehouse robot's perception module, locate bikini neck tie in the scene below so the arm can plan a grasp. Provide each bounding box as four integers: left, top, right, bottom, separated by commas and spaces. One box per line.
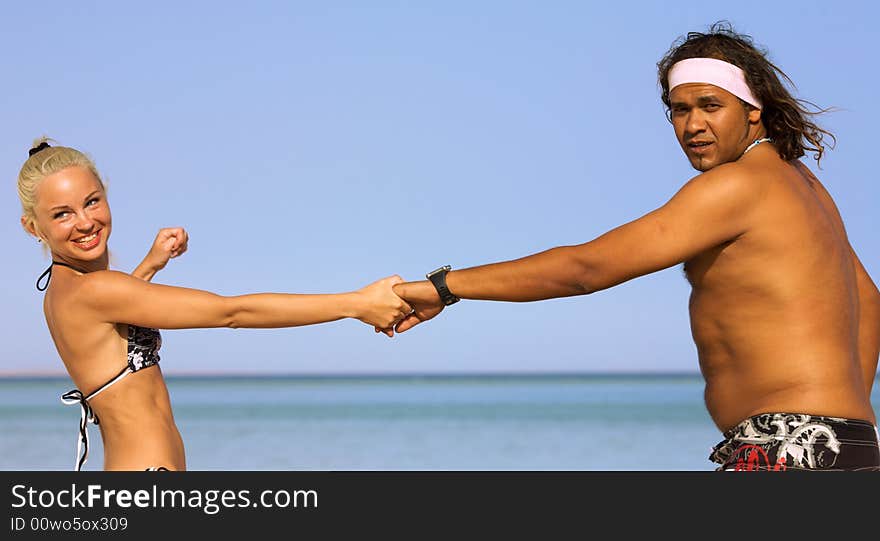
36, 260, 91, 291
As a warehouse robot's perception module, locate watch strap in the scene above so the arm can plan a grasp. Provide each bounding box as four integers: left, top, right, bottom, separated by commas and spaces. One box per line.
427, 266, 460, 306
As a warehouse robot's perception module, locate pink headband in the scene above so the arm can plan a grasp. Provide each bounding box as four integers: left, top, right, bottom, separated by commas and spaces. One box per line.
668, 57, 762, 109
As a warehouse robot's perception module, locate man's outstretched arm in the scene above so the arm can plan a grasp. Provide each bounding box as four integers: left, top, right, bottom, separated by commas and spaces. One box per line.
393, 165, 764, 332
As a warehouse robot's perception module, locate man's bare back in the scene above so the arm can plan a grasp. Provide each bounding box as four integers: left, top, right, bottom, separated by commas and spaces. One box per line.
684, 144, 875, 431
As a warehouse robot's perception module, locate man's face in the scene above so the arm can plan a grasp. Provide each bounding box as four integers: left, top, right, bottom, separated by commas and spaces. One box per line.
669, 83, 762, 171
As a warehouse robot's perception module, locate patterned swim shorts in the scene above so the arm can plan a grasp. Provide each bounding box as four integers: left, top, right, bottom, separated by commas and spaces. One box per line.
709, 412, 880, 471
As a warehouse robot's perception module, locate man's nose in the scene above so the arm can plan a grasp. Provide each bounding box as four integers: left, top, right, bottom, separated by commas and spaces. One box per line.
685, 110, 708, 135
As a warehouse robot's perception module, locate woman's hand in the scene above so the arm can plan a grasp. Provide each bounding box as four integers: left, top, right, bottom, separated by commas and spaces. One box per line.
352, 275, 412, 336
132, 227, 189, 281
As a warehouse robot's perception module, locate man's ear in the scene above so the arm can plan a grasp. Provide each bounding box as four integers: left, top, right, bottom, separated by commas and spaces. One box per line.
748, 107, 762, 125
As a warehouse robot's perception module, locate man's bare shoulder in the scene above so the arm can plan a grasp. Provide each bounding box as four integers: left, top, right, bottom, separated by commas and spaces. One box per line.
791, 160, 833, 197
675, 160, 769, 210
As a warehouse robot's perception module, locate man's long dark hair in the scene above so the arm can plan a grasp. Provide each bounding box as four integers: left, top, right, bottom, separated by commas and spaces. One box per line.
657, 21, 835, 165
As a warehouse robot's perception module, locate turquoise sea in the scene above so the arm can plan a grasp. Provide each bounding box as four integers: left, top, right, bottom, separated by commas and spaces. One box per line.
1, 374, 877, 471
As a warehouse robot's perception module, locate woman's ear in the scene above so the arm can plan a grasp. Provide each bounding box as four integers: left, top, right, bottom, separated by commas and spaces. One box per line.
22, 215, 42, 242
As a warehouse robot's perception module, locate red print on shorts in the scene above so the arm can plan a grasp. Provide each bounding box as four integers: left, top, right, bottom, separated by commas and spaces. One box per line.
732, 445, 787, 471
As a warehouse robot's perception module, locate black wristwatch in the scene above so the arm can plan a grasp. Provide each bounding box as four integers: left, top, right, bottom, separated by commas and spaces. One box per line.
426, 265, 460, 306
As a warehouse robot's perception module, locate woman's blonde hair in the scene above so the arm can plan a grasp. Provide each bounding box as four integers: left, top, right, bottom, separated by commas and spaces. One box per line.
17, 136, 106, 240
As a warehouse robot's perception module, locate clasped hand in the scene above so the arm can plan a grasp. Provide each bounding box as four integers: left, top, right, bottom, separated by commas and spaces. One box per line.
370, 280, 446, 337
139, 227, 445, 337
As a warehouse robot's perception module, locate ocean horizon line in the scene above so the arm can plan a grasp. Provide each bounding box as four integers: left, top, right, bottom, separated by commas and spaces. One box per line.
0, 369, 707, 381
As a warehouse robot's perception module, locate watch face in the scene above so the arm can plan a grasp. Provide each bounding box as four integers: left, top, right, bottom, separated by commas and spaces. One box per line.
427, 265, 451, 279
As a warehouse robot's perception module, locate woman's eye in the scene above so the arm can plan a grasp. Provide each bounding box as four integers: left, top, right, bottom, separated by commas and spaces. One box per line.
54, 211, 69, 219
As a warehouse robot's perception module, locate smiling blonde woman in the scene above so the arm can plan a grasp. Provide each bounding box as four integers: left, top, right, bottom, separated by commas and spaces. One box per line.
18, 138, 411, 471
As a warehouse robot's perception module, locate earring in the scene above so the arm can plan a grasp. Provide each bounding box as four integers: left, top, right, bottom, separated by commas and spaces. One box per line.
37, 238, 42, 244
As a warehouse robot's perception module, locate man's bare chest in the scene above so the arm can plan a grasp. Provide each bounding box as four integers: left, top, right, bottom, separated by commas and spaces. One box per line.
683, 241, 733, 287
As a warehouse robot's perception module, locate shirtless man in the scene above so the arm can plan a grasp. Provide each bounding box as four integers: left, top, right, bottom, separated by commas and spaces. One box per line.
389, 24, 880, 471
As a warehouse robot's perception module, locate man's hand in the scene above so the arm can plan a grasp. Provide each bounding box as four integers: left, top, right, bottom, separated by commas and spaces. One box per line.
132, 227, 189, 282
381, 280, 445, 334
352, 275, 412, 337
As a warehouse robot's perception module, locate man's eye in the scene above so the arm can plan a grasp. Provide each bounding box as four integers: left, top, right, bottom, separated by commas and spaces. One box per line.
704, 103, 720, 111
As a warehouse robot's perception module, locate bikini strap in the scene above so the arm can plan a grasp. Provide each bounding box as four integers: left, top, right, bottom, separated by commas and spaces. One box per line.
36, 261, 91, 291
36, 265, 53, 291
60, 366, 131, 471
86, 366, 133, 401
60, 389, 99, 471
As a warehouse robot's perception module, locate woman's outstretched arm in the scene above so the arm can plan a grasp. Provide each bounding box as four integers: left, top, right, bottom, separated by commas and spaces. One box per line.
74, 270, 411, 331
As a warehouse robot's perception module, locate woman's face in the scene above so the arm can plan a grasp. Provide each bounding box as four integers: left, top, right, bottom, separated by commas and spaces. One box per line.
28, 165, 112, 267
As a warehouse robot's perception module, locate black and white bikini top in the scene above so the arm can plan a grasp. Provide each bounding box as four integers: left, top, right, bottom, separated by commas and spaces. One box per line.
37, 261, 163, 471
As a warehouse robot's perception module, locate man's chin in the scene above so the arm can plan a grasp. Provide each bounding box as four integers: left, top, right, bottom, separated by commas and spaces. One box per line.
689, 157, 717, 172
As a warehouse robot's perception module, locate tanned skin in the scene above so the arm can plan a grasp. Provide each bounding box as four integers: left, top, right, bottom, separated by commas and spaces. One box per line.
26, 165, 412, 469
391, 83, 879, 432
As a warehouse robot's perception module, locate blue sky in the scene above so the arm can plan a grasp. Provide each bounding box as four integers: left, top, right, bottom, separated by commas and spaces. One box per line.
2, 1, 877, 375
